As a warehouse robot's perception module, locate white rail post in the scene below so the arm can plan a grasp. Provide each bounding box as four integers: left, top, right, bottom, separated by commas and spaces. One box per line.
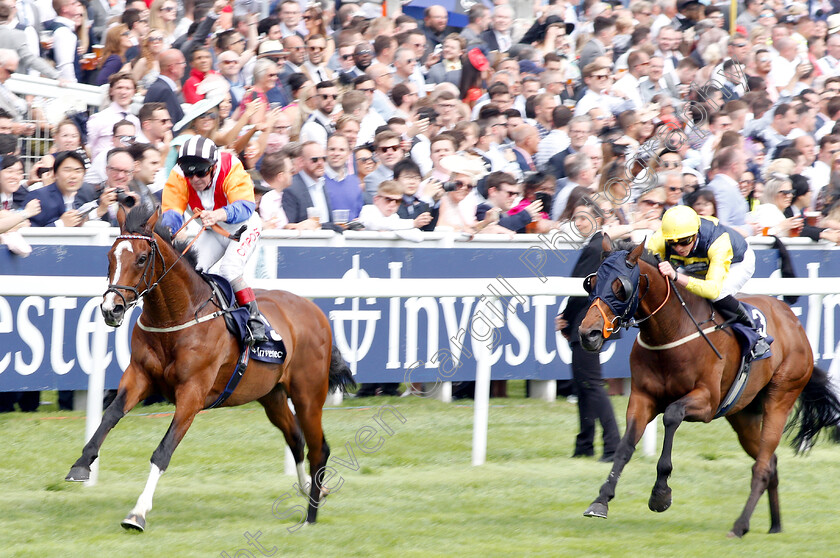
472, 297, 496, 466
806, 262, 823, 360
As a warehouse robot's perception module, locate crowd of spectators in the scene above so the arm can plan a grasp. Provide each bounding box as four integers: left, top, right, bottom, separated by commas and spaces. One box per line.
3, 0, 840, 405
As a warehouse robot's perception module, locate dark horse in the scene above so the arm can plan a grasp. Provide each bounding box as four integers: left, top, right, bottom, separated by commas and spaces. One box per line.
65, 205, 355, 531
578, 237, 840, 537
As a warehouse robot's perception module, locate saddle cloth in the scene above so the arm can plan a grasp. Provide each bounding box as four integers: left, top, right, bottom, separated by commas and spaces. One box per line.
713, 302, 774, 419
202, 273, 287, 365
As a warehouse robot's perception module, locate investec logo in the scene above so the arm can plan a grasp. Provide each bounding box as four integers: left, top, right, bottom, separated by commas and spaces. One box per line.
252, 347, 285, 359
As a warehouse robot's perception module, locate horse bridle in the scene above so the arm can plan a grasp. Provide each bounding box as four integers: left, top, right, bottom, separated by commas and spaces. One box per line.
104, 234, 167, 312
586, 271, 672, 338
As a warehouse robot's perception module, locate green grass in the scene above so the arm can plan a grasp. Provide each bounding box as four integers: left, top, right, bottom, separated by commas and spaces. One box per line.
3, 383, 840, 558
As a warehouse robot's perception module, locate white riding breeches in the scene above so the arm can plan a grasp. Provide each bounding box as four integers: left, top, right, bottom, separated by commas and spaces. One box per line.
715, 245, 755, 301
194, 212, 263, 282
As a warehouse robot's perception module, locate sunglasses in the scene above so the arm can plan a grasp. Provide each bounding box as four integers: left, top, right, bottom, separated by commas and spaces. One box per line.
357, 156, 375, 164
116, 135, 136, 144
308, 46, 324, 52
319, 93, 338, 99
160, 5, 176, 11
309, 156, 326, 162
450, 180, 472, 190
641, 199, 664, 207
341, 54, 354, 60
197, 112, 219, 120
182, 165, 213, 178
148, 36, 164, 42
778, 189, 794, 195
666, 235, 695, 247
379, 195, 402, 204
377, 145, 400, 153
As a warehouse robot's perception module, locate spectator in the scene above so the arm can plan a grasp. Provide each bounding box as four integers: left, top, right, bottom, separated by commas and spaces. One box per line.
127, 143, 163, 205
426, 34, 464, 86
144, 49, 186, 125
359, 179, 433, 231
182, 48, 217, 104
51, 0, 83, 82
354, 145, 376, 183
299, 80, 338, 146
24, 150, 114, 227
324, 134, 363, 220
85, 119, 137, 185
302, 33, 335, 84
363, 130, 404, 203
130, 28, 167, 92
97, 24, 132, 86
751, 173, 803, 236
282, 141, 338, 229
394, 158, 438, 231
557, 199, 619, 462
707, 146, 755, 236
435, 154, 485, 232
149, 0, 179, 48
87, 72, 146, 161
689, 188, 718, 217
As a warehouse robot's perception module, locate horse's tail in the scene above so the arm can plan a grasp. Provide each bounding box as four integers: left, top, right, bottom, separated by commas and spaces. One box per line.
329, 345, 357, 394
787, 366, 840, 453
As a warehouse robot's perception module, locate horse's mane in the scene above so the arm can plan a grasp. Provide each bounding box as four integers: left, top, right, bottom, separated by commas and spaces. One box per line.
123, 204, 200, 270
610, 239, 660, 267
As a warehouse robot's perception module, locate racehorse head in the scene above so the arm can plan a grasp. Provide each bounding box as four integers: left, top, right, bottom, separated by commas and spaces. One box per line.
578, 236, 646, 352
101, 205, 163, 327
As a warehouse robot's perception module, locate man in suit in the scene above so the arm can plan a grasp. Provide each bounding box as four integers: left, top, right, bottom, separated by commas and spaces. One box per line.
0, 5, 56, 78
557, 212, 619, 462
479, 5, 514, 54
301, 33, 335, 84
282, 141, 340, 230
425, 34, 464, 86
420, 5, 456, 55
24, 150, 116, 227
277, 35, 306, 93
579, 16, 616, 69
144, 49, 186, 126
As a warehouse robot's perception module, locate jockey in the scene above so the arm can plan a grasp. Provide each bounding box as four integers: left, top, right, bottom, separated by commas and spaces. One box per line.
161, 136, 267, 345
649, 206, 770, 360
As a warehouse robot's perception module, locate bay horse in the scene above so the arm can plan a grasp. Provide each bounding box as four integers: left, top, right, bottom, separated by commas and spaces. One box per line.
65, 204, 355, 531
578, 236, 840, 537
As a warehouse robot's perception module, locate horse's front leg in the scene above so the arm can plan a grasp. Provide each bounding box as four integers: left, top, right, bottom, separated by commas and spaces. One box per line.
66, 364, 152, 482
584, 391, 656, 519
649, 387, 713, 513
121, 382, 206, 532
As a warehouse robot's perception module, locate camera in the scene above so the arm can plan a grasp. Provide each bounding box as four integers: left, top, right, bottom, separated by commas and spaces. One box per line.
115, 188, 136, 208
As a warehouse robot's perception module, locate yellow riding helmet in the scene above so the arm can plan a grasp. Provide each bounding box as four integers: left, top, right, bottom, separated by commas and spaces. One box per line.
661, 206, 701, 241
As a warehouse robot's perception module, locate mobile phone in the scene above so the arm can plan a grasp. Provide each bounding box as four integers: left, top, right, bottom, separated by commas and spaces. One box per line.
534, 192, 552, 216
433, 43, 442, 56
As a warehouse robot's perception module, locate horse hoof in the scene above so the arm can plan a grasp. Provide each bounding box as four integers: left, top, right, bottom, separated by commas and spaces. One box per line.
121, 514, 146, 532
584, 502, 608, 519
648, 488, 672, 513
65, 466, 90, 482
768, 525, 782, 534
727, 526, 748, 539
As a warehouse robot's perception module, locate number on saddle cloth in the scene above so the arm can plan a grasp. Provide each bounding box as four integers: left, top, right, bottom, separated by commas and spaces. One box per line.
202, 273, 286, 364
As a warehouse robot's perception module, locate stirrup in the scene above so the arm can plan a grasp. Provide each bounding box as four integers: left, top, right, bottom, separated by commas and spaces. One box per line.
749, 337, 771, 361
246, 319, 268, 345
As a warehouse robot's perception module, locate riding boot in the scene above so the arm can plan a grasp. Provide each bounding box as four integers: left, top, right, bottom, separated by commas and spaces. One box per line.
245, 300, 268, 345
714, 295, 770, 361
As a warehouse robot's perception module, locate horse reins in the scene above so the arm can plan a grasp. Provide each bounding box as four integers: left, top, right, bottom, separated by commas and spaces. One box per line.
106, 211, 244, 313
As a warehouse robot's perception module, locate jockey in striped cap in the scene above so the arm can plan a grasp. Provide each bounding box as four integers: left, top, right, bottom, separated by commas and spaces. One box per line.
161, 135, 267, 345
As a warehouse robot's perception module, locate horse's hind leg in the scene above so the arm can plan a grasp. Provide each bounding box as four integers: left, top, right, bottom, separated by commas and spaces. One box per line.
66, 364, 152, 482
585, 392, 656, 519
121, 382, 205, 532
729, 389, 799, 538
259, 387, 309, 491
294, 398, 331, 524
727, 410, 781, 534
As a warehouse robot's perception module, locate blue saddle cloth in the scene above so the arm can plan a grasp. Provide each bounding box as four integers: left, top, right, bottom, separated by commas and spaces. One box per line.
713, 302, 773, 419
729, 302, 773, 362
203, 273, 287, 365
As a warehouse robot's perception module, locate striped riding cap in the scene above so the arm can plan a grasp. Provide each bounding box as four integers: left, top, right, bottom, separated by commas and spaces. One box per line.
177, 135, 219, 164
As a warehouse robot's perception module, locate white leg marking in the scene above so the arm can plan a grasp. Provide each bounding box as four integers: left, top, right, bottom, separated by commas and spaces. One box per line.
102, 240, 133, 311
130, 463, 163, 517
296, 462, 311, 494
